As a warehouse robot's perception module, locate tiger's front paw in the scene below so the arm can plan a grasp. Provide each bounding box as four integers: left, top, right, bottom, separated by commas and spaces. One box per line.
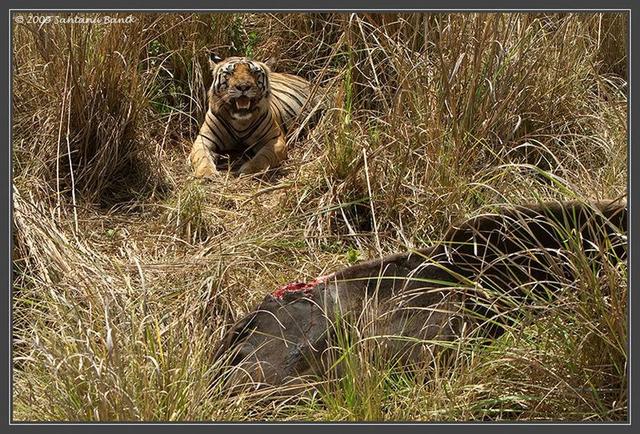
193, 161, 218, 180
238, 161, 266, 175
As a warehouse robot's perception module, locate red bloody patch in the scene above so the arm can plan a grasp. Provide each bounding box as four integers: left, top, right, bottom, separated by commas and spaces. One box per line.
271, 275, 333, 299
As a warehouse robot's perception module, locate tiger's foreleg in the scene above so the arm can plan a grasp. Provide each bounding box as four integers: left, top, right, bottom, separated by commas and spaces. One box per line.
189, 134, 218, 179
238, 132, 287, 175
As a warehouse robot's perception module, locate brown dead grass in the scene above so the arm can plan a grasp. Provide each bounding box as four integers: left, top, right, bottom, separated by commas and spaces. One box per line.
12, 12, 627, 421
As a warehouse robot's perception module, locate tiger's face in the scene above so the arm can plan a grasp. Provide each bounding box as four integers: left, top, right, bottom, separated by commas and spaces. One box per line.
209, 56, 271, 121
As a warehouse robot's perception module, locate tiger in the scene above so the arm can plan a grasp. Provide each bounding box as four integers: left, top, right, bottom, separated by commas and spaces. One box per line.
189, 55, 324, 177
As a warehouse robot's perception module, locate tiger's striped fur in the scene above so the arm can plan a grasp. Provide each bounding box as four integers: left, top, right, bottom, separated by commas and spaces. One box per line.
189, 56, 323, 177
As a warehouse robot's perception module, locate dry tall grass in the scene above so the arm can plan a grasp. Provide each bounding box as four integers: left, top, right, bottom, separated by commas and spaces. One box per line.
12, 12, 627, 421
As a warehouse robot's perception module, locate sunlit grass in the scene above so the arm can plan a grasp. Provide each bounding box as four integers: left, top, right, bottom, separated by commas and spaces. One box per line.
12, 12, 627, 421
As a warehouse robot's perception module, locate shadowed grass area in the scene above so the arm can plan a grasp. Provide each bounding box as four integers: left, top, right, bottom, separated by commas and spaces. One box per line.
12, 12, 626, 421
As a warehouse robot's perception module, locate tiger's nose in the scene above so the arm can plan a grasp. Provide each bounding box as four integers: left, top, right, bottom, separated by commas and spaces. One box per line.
235, 83, 252, 92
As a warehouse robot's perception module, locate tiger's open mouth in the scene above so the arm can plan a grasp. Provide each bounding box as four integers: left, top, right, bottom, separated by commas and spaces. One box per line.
235, 96, 252, 111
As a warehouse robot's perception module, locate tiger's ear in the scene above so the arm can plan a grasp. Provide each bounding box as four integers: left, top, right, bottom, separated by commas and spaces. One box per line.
209, 52, 223, 70
263, 56, 278, 70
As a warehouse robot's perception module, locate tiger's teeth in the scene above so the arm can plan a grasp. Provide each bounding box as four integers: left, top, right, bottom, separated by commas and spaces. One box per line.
236, 97, 251, 110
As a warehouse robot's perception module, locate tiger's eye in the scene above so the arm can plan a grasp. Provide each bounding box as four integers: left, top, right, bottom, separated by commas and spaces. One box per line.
248, 62, 262, 73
